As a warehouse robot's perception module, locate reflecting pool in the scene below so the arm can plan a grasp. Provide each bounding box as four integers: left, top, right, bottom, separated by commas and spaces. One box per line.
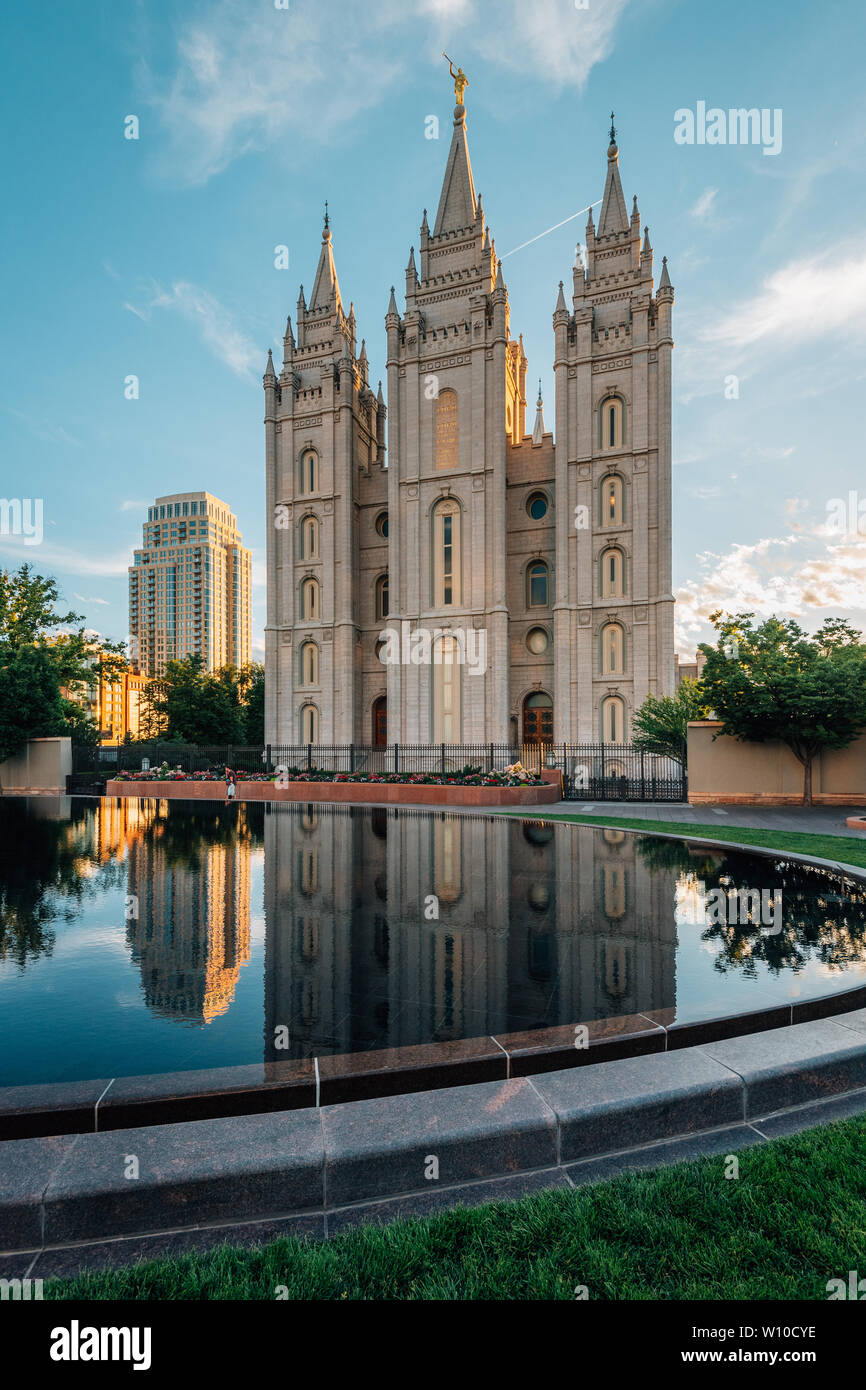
2, 796, 866, 1086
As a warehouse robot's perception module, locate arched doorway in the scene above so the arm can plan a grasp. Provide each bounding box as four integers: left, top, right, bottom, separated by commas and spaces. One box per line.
372, 696, 387, 747
523, 691, 553, 745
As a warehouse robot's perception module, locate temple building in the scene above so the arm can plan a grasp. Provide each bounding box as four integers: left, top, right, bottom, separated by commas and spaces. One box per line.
264, 94, 674, 747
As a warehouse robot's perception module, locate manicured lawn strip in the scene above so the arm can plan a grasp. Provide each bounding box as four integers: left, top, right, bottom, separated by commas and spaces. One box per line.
46, 1115, 866, 1300
500, 813, 866, 872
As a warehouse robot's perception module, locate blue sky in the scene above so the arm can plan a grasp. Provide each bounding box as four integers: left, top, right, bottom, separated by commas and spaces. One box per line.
2, 0, 865, 660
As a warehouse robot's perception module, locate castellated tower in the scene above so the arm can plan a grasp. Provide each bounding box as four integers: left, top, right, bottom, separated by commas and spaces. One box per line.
264, 102, 674, 747
554, 117, 675, 742
264, 209, 387, 745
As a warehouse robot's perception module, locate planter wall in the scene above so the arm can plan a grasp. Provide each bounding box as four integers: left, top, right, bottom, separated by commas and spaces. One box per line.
105, 779, 560, 807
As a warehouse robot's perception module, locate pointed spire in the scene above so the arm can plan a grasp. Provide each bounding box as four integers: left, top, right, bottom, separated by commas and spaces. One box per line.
420, 208, 429, 237
632, 193, 640, 222
263, 348, 276, 382
359, 337, 368, 364
308, 211, 342, 312
377, 379, 385, 405
658, 255, 672, 291
387, 284, 399, 317
586, 204, 595, 232
284, 314, 294, 346
433, 103, 477, 235
555, 280, 567, 313
406, 245, 417, 275
598, 116, 630, 236
532, 380, 545, 446
642, 224, 652, 255
297, 285, 306, 311
494, 258, 505, 291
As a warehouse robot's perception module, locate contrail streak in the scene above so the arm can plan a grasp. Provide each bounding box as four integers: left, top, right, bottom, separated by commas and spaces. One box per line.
501, 201, 602, 260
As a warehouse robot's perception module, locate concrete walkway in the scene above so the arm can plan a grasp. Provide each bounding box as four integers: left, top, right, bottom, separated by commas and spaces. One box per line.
493, 801, 866, 838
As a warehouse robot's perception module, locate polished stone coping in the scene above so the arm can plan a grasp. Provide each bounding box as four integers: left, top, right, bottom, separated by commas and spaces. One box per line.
5, 1014, 866, 1262
5, 984, 866, 1142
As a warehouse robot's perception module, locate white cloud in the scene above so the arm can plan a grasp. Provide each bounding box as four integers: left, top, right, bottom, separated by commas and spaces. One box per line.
120, 499, 149, 512
0, 536, 133, 578
704, 244, 866, 351
125, 280, 260, 379
73, 592, 110, 606
143, 0, 629, 185
689, 187, 717, 221
675, 530, 866, 653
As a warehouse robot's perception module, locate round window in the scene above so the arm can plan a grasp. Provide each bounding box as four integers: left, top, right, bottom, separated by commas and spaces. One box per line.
526, 627, 550, 655
527, 492, 548, 521
375, 512, 388, 538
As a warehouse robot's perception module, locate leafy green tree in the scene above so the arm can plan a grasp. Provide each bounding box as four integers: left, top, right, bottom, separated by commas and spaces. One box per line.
240, 663, 265, 744
698, 612, 866, 805
632, 679, 706, 762
0, 564, 126, 761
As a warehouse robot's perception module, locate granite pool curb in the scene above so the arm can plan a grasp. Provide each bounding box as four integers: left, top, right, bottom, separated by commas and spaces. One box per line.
5, 1010, 866, 1279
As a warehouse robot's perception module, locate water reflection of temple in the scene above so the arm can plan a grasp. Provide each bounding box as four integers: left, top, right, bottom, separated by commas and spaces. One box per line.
263, 807, 677, 1058
125, 803, 252, 1024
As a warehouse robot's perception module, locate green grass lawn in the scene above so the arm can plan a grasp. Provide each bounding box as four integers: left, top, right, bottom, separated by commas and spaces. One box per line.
47, 1114, 866, 1300
503, 812, 866, 873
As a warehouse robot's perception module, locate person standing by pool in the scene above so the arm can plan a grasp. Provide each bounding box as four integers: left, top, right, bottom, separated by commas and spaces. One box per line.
225, 769, 237, 804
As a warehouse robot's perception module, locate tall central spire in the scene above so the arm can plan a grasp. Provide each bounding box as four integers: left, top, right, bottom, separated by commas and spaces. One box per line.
308, 203, 342, 312
433, 103, 477, 236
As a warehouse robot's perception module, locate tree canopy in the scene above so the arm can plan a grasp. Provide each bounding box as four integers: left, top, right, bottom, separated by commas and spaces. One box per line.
632, 678, 706, 762
139, 656, 265, 745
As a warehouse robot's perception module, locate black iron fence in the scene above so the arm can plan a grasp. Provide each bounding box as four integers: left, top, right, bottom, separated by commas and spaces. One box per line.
73, 740, 686, 801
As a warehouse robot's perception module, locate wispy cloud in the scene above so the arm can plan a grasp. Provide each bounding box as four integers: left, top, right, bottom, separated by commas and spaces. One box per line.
72, 592, 110, 606
125, 280, 260, 378
120, 499, 149, 513
704, 244, 866, 351
689, 187, 717, 221
0, 536, 132, 578
1, 406, 83, 449
141, 0, 630, 185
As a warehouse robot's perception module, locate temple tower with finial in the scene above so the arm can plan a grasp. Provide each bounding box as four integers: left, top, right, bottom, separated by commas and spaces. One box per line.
551, 113, 675, 741
382, 84, 530, 742
264, 205, 386, 744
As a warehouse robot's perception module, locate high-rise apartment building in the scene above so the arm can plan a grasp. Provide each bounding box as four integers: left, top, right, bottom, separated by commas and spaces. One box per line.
129, 491, 252, 676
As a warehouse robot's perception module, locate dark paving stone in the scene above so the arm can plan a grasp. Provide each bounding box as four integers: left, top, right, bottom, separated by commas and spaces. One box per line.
700, 1019, 866, 1117
0, 1078, 112, 1140
318, 1035, 507, 1105
322, 1076, 557, 1206
530, 1048, 744, 1162
750, 1086, 866, 1140
32, 1213, 325, 1282
97, 1061, 315, 1131
0, 1251, 39, 1279
493, 1013, 666, 1077
42, 1109, 325, 1244
564, 1123, 765, 1187
328, 1167, 570, 1236
0, 1134, 81, 1251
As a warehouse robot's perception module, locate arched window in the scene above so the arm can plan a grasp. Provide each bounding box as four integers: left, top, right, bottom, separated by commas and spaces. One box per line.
375, 573, 389, 621
434, 389, 458, 470
601, 622, 624, 675
600, 547, 625, 598
600, 396, 624, 450
432, 634, 461, 741
298, 450, 318, 495
600, 475, 624, 527
299, 641, 318, 686
601, 695, 626, 743
300, 577, 319, 620
432, 499, 461, 608
526, 560, 549, 608
299, 703, 319, 744
298, 514, 319, 560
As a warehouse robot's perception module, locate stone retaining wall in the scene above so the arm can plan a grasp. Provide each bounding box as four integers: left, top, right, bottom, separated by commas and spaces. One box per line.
105, 778, 560, 807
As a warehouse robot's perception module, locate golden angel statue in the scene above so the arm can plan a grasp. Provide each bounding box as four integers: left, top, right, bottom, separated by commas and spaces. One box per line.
443, 53, 468, 105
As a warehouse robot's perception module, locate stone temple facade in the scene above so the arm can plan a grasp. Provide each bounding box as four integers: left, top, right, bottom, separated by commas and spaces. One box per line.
264, 103, 674, 748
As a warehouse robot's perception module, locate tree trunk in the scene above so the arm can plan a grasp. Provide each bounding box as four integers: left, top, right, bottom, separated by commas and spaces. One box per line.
803, 755, 813, 806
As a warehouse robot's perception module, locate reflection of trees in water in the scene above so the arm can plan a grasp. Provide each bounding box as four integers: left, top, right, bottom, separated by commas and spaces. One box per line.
636, 836, 866, 978
0, 800, 100, 967
139, 800, 264, 872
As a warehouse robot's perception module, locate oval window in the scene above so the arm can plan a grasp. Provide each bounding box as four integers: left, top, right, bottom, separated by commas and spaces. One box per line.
527, 492, 548, 521
375, 512, 388, 538
526, 627, 550, 655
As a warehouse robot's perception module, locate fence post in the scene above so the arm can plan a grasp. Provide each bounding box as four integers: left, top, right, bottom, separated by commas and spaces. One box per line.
441, 743, 445, 775
306, 742, 312, 771
640, 749, 645, 802
349, 742, 355, 773
266, 743, 271, 774
489, 742, 494, 772
394, 742, 399, 774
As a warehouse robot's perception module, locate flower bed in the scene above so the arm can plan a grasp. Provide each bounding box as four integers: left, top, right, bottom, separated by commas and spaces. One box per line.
113, 761, 544, 789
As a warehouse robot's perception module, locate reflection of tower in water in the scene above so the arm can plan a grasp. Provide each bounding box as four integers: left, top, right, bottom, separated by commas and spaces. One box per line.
126, 803, 252, 1023
263, 807, 679, 1059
